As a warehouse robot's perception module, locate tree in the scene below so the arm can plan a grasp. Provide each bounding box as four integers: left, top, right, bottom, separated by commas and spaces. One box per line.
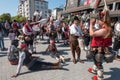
0, 13, 11, 22
11, 15, 26, 22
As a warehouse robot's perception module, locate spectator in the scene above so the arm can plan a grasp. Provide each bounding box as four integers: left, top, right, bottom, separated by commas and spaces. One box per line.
0, 25, 5, 51
11, 20, 20, 37
69, 16, 83, 64
4, 20, 10, 36
8, 29, 16, 44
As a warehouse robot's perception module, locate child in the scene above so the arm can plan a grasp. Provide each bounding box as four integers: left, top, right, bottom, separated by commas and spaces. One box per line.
8, 29, 16, 44
46, 40, 65, 63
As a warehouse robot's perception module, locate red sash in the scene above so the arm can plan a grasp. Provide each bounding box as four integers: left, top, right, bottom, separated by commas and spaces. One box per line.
25, 25, 32, 32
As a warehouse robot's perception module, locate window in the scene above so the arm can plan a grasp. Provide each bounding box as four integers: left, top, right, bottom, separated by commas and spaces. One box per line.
35, 1, 39, 4
117, 3, 120, 10
45, 11, 47, 13
67, 0, 77, 8
79, 0, 85, 6
41, 2, 43, 5
41, 6, 43, 9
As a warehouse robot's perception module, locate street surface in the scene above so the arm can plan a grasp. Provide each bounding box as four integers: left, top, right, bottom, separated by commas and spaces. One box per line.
0, 38, 120, 80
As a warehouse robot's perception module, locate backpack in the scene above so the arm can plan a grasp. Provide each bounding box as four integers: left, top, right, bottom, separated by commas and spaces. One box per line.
114, 22, 120, 37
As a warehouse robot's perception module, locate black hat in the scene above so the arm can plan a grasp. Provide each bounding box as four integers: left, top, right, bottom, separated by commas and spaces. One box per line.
74, 16, 79, 21
11, 40, 19, 46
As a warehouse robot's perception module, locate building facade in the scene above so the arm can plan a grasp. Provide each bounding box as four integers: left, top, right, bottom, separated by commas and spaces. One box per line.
17, 0, 48, 20
60, 0, 120, 19
51, 8, 63, 20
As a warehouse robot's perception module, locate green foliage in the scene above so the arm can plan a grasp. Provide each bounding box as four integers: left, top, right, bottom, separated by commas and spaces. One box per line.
0, 13, 11, 21
70, 15, 81, 22
62, 18, 69, 24
11, 15, 25, 22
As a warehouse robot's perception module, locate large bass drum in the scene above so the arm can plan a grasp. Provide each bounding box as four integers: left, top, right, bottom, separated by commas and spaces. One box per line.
32, 25, 40, 32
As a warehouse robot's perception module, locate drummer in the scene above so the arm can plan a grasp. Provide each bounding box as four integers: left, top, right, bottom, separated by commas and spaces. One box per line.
22, 19, 39, 53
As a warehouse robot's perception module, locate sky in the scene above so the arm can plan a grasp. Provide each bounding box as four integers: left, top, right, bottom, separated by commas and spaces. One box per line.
0, 0, 65, 16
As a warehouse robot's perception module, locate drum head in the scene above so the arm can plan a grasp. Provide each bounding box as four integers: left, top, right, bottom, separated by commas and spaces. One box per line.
38, 18, 47, 24
32, 25, 40, 31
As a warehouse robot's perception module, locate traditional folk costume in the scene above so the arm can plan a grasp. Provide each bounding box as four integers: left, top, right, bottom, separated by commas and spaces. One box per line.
88, 9, 114, 80
22, 22, 34, 53
69, 16, 83, 64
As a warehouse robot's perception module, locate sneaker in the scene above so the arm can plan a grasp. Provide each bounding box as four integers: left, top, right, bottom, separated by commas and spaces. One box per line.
92, 75, 104, 80
92, 75, 98, 80
88, 68, 97, 74
85, 46, 88, 51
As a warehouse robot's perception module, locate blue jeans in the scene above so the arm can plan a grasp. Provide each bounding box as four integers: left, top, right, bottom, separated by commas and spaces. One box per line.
0, 38, 5, 49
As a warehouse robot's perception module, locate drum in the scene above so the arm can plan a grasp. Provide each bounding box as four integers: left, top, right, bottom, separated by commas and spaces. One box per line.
25, 36, 31, 41
38, 18, 48, 24
32, 25, 40, 32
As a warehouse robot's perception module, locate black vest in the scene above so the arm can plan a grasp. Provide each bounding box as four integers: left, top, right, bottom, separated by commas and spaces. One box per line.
23, 51, 32, 65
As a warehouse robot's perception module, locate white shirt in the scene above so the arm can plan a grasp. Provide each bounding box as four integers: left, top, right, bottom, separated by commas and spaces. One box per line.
16, 51, 26, 74
8, 33, 15, 41
69, 24, 82, 36
22, 26, 33, 35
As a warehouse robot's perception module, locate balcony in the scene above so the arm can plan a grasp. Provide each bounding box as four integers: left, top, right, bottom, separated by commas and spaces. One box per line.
110, 10, 120, 17
62, 0, 120, 14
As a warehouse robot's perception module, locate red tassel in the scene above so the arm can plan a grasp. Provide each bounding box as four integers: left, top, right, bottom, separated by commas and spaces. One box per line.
88, 68, 93, 73
92, 75, 98, 80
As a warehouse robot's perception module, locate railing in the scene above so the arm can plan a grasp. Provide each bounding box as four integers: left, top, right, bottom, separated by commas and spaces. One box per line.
110, 10, 120, 15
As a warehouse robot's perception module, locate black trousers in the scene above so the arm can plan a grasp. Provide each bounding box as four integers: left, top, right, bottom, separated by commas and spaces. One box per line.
92, 48, 104, 69
83, 35, 90, 46
28, 61, 55, 71
113, 38, 120, 51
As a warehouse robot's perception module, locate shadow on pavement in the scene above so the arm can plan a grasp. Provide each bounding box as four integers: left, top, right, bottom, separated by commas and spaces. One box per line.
57, 44, 69, 47
37, 49, 70, 56
58, 49, 70, 55
37, 51, 50, 55
82, 59, 93, 62
104, 68, 120, 80
19, 67, 69, 76
0, 52, 7, 57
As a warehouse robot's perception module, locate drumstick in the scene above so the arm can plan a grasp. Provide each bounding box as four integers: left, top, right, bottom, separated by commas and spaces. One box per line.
103, 0, 108, 10
103, 0, 107, 7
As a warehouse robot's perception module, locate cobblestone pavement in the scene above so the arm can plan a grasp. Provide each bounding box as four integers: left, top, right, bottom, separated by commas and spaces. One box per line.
0, 38, 120, 80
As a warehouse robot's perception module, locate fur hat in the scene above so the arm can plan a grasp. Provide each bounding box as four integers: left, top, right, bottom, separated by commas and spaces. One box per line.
11, 40, 19, 46
74, 16, 79, 21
